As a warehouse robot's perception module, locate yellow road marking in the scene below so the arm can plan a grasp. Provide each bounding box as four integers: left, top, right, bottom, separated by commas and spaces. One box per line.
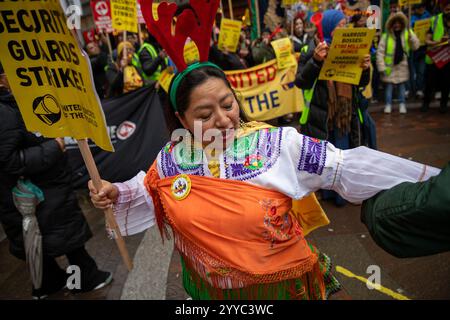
336, 265, 411, 300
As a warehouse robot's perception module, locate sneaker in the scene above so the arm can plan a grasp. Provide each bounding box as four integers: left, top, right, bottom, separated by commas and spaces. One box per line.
31, 290, 48, 300
31, 272, 68, 300
405, 90, 410, 99
92, 272, 113, 291
32, 283, 66, 300
384, 104, 392, 113
399, 103, 407, 114
436, 92, 441, 99
71, 270, 113, 293
416, 90, 424, 99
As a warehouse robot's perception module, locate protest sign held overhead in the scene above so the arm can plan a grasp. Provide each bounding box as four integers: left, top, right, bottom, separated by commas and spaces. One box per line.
319, 28, 376, 85
66, 86, 169, 188
158, 68, 175, 93
282, 0, 297, 6
218, 18, 242, 53
0, 0, 113, 151
271, 37, 297, 69
414, 18, 431, 46
111, 0, 138, 33
183, 40, 200, 65
399, 0, 422, 6
225, 59, 303, 121
91, 0, 113, 33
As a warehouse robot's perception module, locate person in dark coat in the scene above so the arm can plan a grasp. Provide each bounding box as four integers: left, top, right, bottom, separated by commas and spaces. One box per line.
209, 41, 247, 71
86, 36, 109, 100
138, 34, 168, 81
0, 62, 112, 299
295, 10, 371, 141
361, 162, 450, 258
295, 10, 371, 207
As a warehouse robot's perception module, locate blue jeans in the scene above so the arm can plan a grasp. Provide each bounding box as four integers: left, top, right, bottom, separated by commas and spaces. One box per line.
409, 49, 427, 93
385, 82, 406, 105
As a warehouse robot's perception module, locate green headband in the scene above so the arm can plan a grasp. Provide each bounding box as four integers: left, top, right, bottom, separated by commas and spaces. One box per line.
169, 61, 222, 112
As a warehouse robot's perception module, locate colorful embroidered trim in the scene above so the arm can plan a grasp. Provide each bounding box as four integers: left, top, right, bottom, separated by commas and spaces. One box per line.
298, 136, 328, 175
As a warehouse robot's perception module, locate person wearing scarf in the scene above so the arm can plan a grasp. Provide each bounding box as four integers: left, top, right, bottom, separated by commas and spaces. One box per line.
295, 9, 371, 207
376, 12, 420, 114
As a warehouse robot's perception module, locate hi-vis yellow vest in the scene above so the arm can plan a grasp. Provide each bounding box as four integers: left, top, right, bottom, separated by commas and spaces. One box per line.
383, 30, 410, 76
138, 43, 168, 81
426, 14, 445, 64
299, 45, 315, 125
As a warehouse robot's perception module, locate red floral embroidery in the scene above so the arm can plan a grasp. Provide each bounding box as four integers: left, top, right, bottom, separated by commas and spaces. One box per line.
260, 200, 300, 248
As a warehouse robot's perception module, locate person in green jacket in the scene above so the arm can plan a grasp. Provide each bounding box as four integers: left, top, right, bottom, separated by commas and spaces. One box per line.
361, 162, 450, 258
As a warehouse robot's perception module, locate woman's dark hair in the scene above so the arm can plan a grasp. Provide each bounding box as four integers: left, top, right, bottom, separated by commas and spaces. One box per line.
164, 65, 246, 133
293, 16, 305, 35
351, 13, 363, 25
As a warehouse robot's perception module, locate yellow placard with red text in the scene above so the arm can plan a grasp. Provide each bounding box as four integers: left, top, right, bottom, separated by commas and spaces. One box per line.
0, 0, 113, 151
158, 68, 175, 94
218, 18, 242, 53
414, 18, 431, 46
282, 0, 297, 6
319, 28, 376, 85
111, 0, 138, 33
183, 40, 200, 65
271, 37, 297, 69
225, 59, 303, 121
399, 0, 422, 6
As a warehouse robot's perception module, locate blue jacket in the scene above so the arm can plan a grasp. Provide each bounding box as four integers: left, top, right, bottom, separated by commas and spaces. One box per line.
410, 11, 432, 28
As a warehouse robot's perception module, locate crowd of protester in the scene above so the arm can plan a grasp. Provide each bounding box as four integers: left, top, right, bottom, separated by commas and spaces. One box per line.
84, 1, 449, 117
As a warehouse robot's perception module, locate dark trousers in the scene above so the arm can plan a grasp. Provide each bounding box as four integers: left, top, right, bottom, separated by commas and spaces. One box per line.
39, 246, 100, 292
409, 48, 427, 94
423, 63, 450, 110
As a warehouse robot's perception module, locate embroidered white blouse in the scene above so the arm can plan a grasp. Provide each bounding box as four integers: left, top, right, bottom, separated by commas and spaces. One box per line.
111, 127, 440, 236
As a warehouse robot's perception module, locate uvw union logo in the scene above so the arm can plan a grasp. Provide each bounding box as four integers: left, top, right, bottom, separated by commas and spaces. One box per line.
32, 94, 62, 126
116, 121, 136, 140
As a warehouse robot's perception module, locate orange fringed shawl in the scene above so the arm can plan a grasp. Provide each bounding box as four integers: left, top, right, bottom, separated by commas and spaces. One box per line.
144, 162, 327, 298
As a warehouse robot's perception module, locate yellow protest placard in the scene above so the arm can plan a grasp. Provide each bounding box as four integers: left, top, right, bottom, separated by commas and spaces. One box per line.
399, 0, 422, 6
225, 59, 303, 121
218, 18, 242, 53
158, 68, 175, 94
311, 0, 321, 11
183, 40, 200, 65
282, 0, 297, 6
271, 37, 297, 69
0, 0, 113, 151
414, 18, 431, 46
319, 28, 376, 85
152, 2, 159, 21
111, 0, 138, 33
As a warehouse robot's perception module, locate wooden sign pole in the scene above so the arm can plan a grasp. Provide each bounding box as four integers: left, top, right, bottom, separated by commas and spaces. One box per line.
103, 30, 113, 57
228, 0, 234, 20
255, 0, 261, 38
66, 29, 133, 271
77, 139, 133, 271
122, 30, 128, 58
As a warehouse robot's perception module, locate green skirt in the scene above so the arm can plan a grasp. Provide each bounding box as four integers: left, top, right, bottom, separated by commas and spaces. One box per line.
181, 245, 341, 300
